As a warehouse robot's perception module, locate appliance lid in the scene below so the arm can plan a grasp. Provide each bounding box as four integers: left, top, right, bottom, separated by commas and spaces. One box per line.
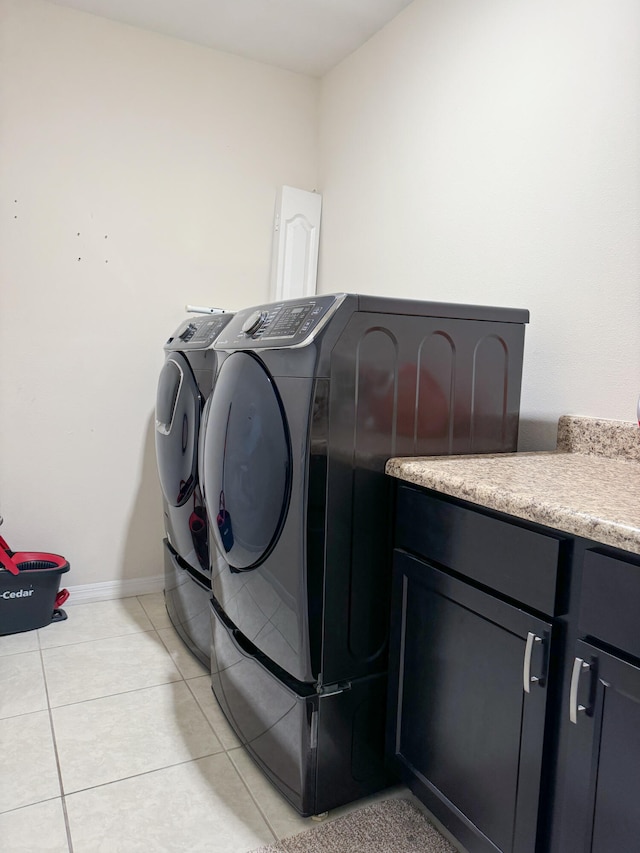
213, 293, 528, 354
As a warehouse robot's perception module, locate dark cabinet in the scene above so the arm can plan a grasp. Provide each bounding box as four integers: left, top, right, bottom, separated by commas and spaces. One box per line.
387, 485, 563, 853
388, 484, 640, 853
559, 641, 640, 853
389, 550, 551, 853
555, 547, 640, 853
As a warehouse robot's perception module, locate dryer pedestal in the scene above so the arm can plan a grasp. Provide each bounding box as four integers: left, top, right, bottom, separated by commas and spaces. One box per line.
209, 597, 389, 816
164, 540, 211, 668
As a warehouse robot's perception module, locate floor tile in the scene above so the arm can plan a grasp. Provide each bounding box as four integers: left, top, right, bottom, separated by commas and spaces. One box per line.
157, 625, 208, 679
65, 753, 276, 852
0, 650, 47, 719
0, 711, 61, 813
228, 746, 312, 839
53, 681, 223, 793
137, 592, 172, 629
42, 631, 181, 707
186, 674, 242, 750
0, 798, 70, 851
38, 598, 153, 649
0, 629, 39, 657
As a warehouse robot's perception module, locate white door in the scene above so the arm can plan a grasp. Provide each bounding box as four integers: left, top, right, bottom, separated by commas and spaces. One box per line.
269, 186, 322, 302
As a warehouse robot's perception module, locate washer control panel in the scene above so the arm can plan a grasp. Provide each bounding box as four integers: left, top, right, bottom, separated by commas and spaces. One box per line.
165, 313, 233, 351
215, 294, 345, 350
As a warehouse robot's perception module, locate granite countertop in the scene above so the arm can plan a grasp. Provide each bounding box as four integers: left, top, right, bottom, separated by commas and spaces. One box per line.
386, 416, 640, 556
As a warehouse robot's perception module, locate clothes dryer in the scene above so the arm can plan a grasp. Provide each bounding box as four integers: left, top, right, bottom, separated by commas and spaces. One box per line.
200, 293, 529, 815
155, 312, 232, 665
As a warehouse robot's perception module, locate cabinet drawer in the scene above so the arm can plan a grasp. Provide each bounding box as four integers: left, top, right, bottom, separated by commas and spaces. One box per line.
395, 485, 562, 615
579, 548, 640, 657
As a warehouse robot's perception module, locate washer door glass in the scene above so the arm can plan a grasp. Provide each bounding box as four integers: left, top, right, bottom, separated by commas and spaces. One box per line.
155, 353, 200, 507
203, 352, 291, 570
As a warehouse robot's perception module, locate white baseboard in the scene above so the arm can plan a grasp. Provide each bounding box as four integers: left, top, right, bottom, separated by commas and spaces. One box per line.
64, 575, 165, 606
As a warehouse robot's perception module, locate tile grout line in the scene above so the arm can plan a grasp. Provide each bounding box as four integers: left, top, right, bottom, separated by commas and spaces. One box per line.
39, 615, 205, 705
0, 794, 63, 819
38, 613, 185, 710
37, 625, 161, 652
39, 640, 75, 853
56, 752, 231, 798
183, 675, 231, 749
226, 749, 281, 845
40, 673, 185, 712
136, 593, 199, 687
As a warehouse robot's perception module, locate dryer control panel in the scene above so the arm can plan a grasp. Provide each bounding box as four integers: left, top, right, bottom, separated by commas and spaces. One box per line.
215, 294, 346, 350
164, 313, 233, 351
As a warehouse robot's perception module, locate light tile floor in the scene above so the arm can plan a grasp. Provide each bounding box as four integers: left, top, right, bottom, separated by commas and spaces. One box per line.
0, 594, 411, 852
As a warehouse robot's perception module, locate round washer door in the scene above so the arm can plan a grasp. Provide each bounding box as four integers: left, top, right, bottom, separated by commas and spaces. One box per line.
155, 353, 201, 507
202, 351, 291, 570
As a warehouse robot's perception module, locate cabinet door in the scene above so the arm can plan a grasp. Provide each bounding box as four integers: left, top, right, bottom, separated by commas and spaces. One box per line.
387, 550, 551, 853
559, 640, 640, 853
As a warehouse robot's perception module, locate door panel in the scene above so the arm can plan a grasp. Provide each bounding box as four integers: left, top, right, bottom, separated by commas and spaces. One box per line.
203, 354, 314, 680
561, 640, 640, 853
202, 352, 291, 570
388, 550, 551, 853
155, 353, 200, 507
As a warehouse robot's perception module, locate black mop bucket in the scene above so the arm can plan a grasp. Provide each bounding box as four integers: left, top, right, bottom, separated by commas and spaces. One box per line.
0, 533, 70, 635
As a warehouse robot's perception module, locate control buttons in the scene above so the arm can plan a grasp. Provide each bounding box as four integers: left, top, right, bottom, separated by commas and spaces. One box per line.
179, 323, 197, 341
241, 310, 267, 336
258, 303, 316, 339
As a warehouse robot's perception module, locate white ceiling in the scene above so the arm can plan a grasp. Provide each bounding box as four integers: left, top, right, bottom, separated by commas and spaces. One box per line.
48, 0, 414, 77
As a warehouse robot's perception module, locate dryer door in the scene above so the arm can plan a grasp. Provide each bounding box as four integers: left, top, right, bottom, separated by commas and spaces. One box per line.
155, 353, 201, 507
202, 351, 292, 571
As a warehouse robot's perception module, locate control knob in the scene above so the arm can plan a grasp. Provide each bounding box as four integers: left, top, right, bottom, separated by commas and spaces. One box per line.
179, 323, 197, 341
241, 310, 267, 336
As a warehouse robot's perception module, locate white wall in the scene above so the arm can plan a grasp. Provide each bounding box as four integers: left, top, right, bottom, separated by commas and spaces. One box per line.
319, 0, 640, 449
1, 0, 638, 594
0, 0, 319, 588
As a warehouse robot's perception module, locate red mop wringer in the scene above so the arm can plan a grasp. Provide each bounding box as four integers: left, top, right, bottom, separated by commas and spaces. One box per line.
0, 516, 70, 635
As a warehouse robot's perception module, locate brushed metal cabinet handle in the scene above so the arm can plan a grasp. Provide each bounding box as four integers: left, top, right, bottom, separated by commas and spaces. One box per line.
570, 657, 591, 724
523, 632, 542, 694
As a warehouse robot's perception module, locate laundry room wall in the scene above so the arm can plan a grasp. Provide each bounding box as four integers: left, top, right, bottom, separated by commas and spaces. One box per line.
318, 0, 640, 450
0, 0, 319, 593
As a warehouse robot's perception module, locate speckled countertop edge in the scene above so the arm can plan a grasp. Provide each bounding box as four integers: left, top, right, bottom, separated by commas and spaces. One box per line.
557, 414, 640, 461
386, 417, 640, 556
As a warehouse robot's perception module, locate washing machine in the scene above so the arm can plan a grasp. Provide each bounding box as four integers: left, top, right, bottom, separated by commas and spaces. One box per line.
155, 312, 232, 666
200, 293, 529, 815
